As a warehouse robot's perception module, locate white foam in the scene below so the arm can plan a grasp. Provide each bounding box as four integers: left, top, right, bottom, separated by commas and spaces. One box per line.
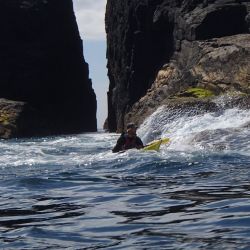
138, 106, 250, 154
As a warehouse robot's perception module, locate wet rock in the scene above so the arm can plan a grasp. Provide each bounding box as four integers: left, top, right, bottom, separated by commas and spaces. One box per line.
0, 99, 49, 139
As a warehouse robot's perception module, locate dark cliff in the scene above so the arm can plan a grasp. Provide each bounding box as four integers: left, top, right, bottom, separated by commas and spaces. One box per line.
0, 0, 97, 138
106, 0, 250, 132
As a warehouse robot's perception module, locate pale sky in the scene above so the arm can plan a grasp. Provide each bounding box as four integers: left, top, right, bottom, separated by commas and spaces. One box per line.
73, 0, 106, 40
73, 0, 108, 129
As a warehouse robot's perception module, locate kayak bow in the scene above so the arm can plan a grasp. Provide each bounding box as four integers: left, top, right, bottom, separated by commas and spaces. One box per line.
143, 138, 170, 151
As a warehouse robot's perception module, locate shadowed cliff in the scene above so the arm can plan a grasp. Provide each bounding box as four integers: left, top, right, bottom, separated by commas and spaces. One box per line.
0, 0, 97, 138
106, 0, 250, 132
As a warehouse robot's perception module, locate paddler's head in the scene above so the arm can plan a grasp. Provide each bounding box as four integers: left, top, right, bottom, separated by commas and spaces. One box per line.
126, 123, 138, 137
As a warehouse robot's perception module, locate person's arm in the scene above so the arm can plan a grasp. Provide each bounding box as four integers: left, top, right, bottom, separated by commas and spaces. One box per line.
112, 136, 125, 153
135, 137, 144, 149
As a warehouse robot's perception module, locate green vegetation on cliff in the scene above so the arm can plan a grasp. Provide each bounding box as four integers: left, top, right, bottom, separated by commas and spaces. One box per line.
183, 87, 215, 98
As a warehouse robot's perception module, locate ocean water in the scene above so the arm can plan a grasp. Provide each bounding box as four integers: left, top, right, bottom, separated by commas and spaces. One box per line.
0, 104, 250, 249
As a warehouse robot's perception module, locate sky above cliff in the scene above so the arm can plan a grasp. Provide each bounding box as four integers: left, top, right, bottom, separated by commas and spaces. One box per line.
73, 0, 108, 129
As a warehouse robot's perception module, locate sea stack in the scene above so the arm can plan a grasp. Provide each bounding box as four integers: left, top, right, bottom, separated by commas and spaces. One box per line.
106, 0, 250, 132
0, 0, 97, 138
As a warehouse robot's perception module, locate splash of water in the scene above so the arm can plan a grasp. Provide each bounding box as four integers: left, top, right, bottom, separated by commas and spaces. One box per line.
138, 100, 250, 154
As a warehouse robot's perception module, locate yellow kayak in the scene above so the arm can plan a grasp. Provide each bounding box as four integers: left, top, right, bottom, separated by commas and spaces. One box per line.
143, 138, 170, 151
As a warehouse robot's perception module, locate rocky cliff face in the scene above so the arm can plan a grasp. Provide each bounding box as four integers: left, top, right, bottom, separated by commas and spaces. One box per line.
106, 0, 250, 132
0, 0, 97, 138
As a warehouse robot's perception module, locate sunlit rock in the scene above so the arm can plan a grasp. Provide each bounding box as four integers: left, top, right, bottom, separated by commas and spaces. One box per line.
106, 0, 250, 132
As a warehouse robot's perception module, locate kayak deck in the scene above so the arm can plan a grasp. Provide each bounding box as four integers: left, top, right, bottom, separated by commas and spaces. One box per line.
143, 138, 170, 151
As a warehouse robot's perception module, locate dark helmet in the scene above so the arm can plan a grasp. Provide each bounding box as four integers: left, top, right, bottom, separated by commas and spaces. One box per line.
127, 122, 138, 129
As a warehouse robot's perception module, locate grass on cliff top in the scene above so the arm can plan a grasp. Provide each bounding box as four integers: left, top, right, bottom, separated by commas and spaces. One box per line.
185, 87, 214, 98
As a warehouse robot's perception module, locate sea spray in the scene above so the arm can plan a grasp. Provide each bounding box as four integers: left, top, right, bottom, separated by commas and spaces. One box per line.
138, 99, 250, 154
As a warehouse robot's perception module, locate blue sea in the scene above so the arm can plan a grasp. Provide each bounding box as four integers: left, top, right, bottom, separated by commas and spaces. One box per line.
0, 103, 250, 249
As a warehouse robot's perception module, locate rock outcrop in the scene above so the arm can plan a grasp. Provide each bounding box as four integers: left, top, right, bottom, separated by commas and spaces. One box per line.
0, 98, 47, 139
0, 0, 97, 138
105, 0, 250, 132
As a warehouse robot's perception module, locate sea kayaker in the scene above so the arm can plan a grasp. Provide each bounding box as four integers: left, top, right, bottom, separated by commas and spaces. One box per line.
112, 123, 144, 153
